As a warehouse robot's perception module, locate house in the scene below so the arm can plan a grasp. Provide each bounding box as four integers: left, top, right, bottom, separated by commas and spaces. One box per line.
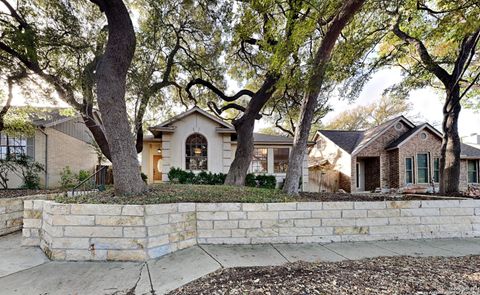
1, 108, 99, 189
141, 107, 310, 190
309, 116, 480, 193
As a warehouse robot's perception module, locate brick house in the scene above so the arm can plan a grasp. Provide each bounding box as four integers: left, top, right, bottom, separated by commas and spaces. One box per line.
309, 116, 480, 193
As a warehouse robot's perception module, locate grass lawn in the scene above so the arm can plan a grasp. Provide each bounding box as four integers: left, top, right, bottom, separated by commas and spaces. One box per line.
169, 256, 480, 295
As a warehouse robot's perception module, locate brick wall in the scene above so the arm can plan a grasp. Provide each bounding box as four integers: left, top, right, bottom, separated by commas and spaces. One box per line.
397, 128, 442, 188
23, 199, 480, 261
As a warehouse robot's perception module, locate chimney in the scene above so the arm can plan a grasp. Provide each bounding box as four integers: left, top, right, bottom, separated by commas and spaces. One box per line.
464, 133, 480, 144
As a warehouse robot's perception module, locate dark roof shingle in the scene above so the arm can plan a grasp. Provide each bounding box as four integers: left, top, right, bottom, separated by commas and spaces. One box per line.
317, 130, 364, 153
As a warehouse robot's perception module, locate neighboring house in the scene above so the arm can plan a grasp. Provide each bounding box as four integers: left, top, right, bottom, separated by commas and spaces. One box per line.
309, 116, 480, 193
463, 133, 480, 149
141, 107, 310, 190
2, 108, 98, 189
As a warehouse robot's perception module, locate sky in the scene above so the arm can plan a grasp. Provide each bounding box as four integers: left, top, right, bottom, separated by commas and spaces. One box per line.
8, 67, 480, 138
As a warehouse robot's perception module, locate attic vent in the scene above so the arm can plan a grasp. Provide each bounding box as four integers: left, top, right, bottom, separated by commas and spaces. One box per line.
420, 132, 428, 140
394, 122, 403, 131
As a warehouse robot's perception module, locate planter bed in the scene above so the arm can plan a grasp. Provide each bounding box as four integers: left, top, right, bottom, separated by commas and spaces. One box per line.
0, 189, 62, 199
54, 183, 465, 205
169, 256, 480, 295
23, 197, 480, 262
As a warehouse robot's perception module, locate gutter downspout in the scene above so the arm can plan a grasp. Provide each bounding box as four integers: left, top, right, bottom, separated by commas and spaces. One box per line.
39, 128, 48, 189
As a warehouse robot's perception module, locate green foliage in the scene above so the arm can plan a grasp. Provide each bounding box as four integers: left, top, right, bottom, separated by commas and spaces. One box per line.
60, 166, 91, 189
245, 173, 257, 187
60, 166, 77, 189
56, 183, 294, 205
77, 170, 90, 182
0, 154, 43, 189
167, 167, 226, 185
245, 173, 277, 189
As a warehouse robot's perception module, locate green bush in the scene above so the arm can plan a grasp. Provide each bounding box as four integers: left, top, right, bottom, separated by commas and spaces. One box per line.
168, 167, 226, 185
15, 155, 44, 189
245, 173, 257, 187
256, 174, 277, 189
78, 170, 90, 182
245, 173, 277, 189
60, 166, 77, 189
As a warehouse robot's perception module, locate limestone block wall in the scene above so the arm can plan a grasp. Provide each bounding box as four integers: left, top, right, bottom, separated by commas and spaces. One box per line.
0, 198, 24, 236
22, 200, 196, 261
196, 200, 480, 244
1, 195, 53, 237
23, 199, 480, 261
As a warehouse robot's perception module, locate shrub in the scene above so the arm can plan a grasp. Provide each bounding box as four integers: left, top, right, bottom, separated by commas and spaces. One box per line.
167, 167, 227, 185
14, 154, 44, 189
60, 166, 78, 189
78, 170, 90, 182
256, 174, 277, 189
245, 173, 257, 187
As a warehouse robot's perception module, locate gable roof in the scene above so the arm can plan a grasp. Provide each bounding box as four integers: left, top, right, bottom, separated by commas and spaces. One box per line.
385, 123, 442, 150
351, 116, 415, 155
149, 106, 234, 131
316, 130, 363, 154
316, 116, 415, 155
461, 143, 480, 159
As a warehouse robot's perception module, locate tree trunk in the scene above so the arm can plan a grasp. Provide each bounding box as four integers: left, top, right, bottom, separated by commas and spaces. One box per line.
439, 86, 461, 194
91, 0, 146, 195
224, 74, 280, 186
283, 0, 366, 195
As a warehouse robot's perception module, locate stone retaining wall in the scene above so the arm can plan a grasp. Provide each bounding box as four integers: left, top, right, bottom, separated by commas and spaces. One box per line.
23, 199, 480, 261
0, 195, 52, 237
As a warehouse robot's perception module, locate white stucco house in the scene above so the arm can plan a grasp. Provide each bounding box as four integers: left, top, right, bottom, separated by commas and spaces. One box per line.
141, 107, 310, 190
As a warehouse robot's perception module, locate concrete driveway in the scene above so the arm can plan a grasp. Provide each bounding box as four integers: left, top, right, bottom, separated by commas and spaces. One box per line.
1, 232, 480, 295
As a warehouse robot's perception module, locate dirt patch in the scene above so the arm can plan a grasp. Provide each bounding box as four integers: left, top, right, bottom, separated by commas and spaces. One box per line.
0, 189, 62, 199
169, 256, 480, 295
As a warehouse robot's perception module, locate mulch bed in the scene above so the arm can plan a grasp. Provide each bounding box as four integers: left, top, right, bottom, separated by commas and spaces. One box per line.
169, 256, 480, 295
0, 189, 62, 199
296, 192, 460, 202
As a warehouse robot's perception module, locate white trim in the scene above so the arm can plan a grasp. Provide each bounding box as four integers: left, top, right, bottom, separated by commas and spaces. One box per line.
386, 124, 443, 151
152, 107, 234, 130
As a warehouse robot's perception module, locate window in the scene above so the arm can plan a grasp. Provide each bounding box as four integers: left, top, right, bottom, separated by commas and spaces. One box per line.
185, 134, 207, 170
417, 153, 429, 183
405, 157, 413, 184
356, 163, 360, 188
433, 157, 440, 183
0, 133, 27, 160
273, 148, 289, 173
251, 148, 268, 173
468, 160, 478, 183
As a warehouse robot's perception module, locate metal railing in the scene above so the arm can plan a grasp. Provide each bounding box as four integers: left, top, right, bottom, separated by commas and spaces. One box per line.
71, 166, 108, 197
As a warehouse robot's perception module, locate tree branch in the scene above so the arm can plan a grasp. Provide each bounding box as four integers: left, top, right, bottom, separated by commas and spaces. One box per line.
186, 78, 255, 103
391, 16, 451, 86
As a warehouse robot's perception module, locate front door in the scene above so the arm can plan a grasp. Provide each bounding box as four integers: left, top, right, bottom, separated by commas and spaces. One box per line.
153, 155, 162, 181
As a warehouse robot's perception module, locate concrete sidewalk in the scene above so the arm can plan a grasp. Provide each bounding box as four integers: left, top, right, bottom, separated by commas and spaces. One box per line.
1, 232, 480, 295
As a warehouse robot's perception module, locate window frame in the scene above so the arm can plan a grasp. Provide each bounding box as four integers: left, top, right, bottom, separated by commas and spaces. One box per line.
0, 133, 28, 160
433, 157, 440, 183
405, 157, 414, 184
185, 133, 208, 171
273, 147, 289, 173
467, 160, 479, 184
416, 153, 429, 184
250, 148, 268, 173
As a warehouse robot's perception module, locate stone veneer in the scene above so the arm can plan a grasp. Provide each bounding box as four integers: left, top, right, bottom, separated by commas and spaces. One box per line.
23, 199, 480, 261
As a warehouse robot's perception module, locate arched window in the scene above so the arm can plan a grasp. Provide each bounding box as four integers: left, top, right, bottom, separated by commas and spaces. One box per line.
186, 133, 208, 170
